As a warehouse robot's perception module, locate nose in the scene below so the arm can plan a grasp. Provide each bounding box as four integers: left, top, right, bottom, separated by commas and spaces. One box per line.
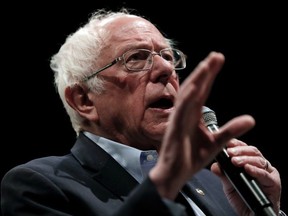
150, 54, 175, 84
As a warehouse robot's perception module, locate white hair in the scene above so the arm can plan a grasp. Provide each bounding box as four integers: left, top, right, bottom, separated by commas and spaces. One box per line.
50, 8, 175, 135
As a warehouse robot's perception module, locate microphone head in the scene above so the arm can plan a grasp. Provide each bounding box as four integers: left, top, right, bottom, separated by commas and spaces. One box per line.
202, 106, 218, 127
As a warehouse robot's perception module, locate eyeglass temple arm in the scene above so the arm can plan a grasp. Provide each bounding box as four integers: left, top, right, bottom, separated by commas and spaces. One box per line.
83, 57, 122, 81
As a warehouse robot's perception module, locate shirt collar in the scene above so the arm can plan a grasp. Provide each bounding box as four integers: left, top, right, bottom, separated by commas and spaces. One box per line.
83, 131, 158, 183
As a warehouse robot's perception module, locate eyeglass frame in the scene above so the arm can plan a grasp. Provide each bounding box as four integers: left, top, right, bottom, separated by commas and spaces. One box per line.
82, 48, 186, 82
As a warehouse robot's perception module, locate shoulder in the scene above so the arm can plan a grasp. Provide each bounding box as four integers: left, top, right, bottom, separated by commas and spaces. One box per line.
2, 154, 76, 183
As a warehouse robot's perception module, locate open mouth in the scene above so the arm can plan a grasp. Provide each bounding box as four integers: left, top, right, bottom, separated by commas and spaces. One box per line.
149, 97, 174, 109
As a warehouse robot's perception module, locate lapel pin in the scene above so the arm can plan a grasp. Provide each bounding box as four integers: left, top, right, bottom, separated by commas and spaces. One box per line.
195, 188, 205, 196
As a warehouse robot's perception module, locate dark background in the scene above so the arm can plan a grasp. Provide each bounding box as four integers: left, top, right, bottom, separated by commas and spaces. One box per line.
2, 1, 287, 213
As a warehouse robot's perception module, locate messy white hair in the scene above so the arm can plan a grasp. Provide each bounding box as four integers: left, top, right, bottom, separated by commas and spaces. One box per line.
50, 8, 175, 136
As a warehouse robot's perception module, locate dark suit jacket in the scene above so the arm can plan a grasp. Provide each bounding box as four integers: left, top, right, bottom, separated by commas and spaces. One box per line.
1, 132, 237, 216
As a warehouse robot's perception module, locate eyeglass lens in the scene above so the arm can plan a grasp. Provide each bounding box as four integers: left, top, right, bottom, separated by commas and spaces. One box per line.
123, 49, 185, 71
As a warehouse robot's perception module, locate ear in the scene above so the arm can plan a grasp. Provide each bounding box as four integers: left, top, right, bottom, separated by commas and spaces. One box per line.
65, 84, 98, 121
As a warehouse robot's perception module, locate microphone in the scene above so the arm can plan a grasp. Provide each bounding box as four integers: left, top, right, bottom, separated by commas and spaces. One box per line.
202, 106, 276, 216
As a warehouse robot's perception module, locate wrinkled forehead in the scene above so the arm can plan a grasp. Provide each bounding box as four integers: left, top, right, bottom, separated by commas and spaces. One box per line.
103, 15, 167, 48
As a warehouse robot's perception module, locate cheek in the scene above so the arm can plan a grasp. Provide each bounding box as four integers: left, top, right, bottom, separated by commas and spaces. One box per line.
126, 96, 145, 115
112, 98, 145, 132
109, 91, 145, 120
101, 74, 147, 117
123, 93, 146, 126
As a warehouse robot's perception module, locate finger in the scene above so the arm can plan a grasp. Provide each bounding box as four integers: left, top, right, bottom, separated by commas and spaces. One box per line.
173, 52, 225, 133
231, 155, 273, 173
212, 115, 255, 148
179, 52, 225, 108
226, 139, 247, 147
227, 145, 263, 157
264, 159, 272, 172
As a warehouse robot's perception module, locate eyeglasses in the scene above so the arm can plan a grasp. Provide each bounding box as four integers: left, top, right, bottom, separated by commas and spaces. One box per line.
82, 48, 186, 82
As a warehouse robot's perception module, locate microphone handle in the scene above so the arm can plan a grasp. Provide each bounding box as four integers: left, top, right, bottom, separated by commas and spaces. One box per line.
208, 124, 276, 216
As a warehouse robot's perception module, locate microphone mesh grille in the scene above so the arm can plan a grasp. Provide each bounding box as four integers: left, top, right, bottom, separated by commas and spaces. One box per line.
202, 107, 218, 127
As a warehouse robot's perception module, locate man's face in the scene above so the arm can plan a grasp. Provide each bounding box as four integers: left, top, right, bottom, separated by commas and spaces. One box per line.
92, 16, 180, 150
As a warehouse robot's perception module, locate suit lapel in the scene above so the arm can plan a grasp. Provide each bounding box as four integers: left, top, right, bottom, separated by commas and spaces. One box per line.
71, 132, 139, 199
71, 133, 236, 216
183, 170, 237, 216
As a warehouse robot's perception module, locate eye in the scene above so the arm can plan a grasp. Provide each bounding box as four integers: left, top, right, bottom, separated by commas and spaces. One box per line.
161, 51, 174, 62
125, 50, 150, 62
